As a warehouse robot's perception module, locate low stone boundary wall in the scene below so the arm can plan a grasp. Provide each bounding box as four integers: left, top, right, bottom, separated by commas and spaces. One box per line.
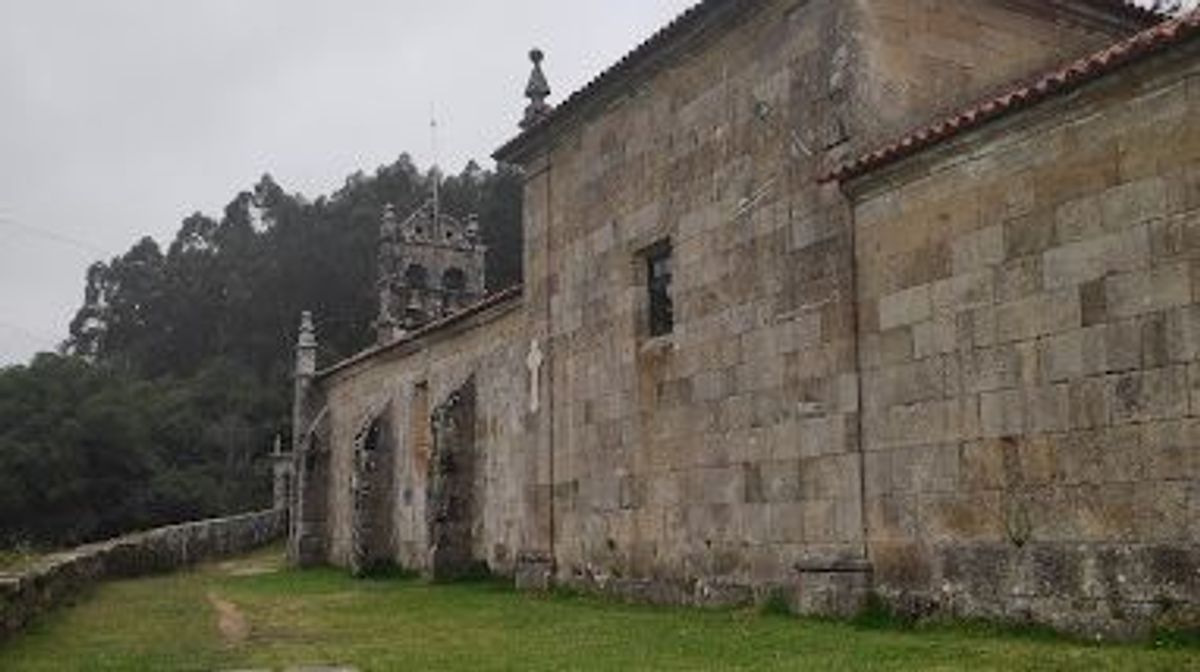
0, 509, 285, 639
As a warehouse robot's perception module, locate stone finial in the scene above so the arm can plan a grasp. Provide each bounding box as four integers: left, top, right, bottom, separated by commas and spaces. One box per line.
379, 205, 399, 272
296, 311, 317, 377
465, 214, 481, 242
521, 48, 553, 130
271, 432, 291, 512
298, 311, 316, 348
381, 203, 398, 237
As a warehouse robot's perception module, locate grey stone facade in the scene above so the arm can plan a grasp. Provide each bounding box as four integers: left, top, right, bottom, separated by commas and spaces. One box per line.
290, 0, 1198, 637
846, 33, 1200, 638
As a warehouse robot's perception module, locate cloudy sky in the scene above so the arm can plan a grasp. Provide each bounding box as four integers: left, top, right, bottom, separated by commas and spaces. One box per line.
0, 0, 695, 366
0, 0, 1183, 368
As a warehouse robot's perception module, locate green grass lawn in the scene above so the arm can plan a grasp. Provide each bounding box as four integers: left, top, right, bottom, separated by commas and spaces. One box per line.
1, 548, 1197, 671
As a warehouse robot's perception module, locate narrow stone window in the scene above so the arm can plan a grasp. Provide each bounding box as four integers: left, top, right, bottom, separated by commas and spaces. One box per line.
645, 241, 674, 337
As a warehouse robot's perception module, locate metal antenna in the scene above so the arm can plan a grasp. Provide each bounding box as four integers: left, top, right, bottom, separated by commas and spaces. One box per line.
430, 102, 440, 230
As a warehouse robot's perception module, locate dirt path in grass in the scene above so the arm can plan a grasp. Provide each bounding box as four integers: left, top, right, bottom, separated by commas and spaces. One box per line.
206, 591, 248, 647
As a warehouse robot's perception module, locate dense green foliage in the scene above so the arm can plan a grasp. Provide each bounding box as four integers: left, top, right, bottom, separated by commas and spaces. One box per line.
0, 355, 280, 546
2, 548, 1196, 671
68, 157, 522, 376
0, 157, 522, 547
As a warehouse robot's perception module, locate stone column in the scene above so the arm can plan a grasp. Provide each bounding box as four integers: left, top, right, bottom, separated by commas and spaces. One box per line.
270, 434, 292, 514
289, 311, 319, 566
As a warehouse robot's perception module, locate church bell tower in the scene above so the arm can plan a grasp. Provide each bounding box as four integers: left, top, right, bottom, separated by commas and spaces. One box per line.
375, 184, 487, 344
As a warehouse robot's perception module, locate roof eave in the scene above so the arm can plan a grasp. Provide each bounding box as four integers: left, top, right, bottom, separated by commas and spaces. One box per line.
494, 0, 1168, 167
314, 286, 523, 381
493, 0, 748, 165
823, 11, 1200, 186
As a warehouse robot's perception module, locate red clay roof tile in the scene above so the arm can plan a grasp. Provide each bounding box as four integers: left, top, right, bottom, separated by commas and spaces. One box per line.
494, 1, 1160, 163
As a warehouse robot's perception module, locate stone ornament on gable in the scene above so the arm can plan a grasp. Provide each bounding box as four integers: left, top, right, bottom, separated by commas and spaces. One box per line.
521, 49, 552, 130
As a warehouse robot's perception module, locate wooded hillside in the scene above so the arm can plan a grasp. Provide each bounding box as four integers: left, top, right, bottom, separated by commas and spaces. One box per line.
0, 156, 522, 547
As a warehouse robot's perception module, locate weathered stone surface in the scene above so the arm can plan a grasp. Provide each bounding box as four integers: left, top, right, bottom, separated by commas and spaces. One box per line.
0, 510, 284, 640
375, 200, 487, 344
289, 0, 1194, 642
850, 18, 1200, 639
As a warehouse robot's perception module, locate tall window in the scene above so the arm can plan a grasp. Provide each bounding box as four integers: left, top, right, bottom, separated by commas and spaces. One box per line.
646, 242, 673, 337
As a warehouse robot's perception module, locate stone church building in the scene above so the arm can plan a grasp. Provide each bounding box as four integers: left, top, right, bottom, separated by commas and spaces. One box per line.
289, 0, 1200, 636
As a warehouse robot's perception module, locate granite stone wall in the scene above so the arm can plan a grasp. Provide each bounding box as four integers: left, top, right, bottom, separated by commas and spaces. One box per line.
849, 43, 1200, 638
518, 0, 866, 606
510, 0, 1128, 613
302, 0, 1176, 635
0, 509, 285, 640
314, 297, 533, 577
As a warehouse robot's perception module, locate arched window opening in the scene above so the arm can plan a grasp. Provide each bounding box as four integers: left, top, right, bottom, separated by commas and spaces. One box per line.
405, 264, 429, 289
443, 268, 467, 293
363, 419, 382, 452
404, 307, 427, 325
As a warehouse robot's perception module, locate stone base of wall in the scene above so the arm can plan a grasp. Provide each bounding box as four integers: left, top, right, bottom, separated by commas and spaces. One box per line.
292, 533, 327, 569
873, 542, 1200, 640
794, 558, 874, 618
0, 509, 285, 640
507, 543, 1198, 639
523, 556, 874, 619
557, 572, 756, 609
513, 552, 554, 592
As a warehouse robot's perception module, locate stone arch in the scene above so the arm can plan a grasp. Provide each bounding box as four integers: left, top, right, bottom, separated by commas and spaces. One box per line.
350, 402, 398, 576
427, 376, 480, 580
405, 264, 429, 289
404, 306, 428, 325
443, 267, 467, 293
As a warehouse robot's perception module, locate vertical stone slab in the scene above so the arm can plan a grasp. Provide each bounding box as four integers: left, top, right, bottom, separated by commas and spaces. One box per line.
349, 408, 398, 576
428, 377, 480, 580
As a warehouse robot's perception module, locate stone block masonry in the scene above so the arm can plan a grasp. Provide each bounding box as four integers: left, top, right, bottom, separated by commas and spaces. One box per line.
848, 36, 1200, 638
0, 509, 284, 640
489, 0, 1147, 625
293, 0, 1189, 641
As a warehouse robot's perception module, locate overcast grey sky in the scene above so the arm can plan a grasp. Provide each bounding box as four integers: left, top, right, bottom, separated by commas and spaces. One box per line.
0, 0, 1182, 368
0, 0, 695, 366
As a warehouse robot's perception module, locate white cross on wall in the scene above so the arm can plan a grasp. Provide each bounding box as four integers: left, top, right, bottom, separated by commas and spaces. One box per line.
526, 339, 544, 414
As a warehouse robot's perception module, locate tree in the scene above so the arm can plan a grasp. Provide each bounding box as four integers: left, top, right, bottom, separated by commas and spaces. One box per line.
6, 156, 523, 548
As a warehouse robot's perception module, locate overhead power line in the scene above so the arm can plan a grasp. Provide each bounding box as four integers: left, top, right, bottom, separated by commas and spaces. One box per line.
0, 216, 109, 256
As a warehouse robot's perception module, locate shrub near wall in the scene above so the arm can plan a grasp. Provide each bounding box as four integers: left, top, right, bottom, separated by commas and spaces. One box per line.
0, 509, 285, 639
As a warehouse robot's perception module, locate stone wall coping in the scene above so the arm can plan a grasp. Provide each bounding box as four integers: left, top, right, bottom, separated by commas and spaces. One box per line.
315, 286, 523, 383
0, 509, 285, 640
